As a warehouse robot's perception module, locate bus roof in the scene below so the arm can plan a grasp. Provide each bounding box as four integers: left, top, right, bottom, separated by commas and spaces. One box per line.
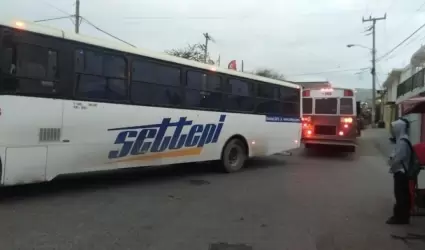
302, 87, 355, 91
1, 18, 300, 89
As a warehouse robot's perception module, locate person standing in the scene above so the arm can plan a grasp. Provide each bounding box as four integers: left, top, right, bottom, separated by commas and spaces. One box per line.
386, 118, 411, 225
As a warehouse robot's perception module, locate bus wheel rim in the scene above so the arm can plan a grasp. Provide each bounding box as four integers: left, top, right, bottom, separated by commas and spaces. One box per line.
228, 147, 240, 166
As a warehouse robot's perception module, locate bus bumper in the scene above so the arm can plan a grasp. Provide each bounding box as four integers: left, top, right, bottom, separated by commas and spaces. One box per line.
301, 138, 357, 147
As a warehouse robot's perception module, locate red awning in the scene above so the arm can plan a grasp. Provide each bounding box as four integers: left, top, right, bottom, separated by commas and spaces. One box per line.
401, 96, 425, 114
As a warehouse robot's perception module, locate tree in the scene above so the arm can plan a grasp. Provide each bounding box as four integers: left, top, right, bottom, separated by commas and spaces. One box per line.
254, 68, 285, 80
165, 43, 215, 65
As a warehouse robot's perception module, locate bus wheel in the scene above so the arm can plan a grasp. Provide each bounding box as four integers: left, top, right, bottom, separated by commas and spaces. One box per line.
221, 138, 247, 173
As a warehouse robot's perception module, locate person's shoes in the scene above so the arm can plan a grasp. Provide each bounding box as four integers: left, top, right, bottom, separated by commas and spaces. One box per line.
386, 217, 410, 225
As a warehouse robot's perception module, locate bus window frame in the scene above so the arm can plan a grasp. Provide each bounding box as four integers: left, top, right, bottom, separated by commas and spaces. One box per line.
339, 97, 355, 115
0, 25, 301, 117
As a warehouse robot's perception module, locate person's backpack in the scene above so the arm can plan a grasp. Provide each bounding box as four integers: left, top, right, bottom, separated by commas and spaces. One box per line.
400, 138, 422, 179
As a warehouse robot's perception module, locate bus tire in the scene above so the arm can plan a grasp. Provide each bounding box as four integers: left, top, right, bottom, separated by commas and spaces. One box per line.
220, 138, 247, 173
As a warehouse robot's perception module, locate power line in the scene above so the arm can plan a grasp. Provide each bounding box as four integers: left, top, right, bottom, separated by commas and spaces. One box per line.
42, 0, 74, 18
125, 16, 235, 20
34, 0, 80, 32
287, 67, 369, 76
81, 17, 136, 48
377, 22, 425, 62
417, 1, 425, 11
33, 0, 135, 48
34, 16, 74, 23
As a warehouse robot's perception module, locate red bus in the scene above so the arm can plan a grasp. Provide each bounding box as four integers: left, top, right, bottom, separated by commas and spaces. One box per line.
301, 87, 358, 152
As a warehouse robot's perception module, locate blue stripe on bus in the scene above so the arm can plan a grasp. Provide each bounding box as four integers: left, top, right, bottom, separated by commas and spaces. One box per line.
265, 116, 301, 123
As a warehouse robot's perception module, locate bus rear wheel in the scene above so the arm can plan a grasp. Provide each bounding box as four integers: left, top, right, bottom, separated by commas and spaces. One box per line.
220, 138, 247, 173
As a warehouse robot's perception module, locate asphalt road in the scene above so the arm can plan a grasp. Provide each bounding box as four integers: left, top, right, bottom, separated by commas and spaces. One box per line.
1, 132, 425, 250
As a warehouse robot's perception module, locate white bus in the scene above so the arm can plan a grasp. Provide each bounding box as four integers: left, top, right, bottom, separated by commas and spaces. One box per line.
0, 19, 301, 186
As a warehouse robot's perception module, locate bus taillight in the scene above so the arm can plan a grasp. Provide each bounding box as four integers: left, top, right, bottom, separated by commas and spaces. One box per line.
302, 90, 310, 97
344, 90, 353, 96
341, 117, 353, 124
302, 116, 311, 122
339, 131, 344, 136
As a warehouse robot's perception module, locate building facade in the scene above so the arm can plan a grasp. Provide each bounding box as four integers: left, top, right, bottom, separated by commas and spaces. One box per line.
383, 46, 425, 144
382, 69, 402, 130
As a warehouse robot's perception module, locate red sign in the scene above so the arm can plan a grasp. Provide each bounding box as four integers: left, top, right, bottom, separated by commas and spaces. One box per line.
228, 60, 237, 70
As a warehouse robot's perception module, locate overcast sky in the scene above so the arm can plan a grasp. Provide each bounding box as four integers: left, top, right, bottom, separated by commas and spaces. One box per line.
2, 0, 425, 88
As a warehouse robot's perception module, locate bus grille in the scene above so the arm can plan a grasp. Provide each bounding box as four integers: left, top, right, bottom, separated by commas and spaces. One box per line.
314, 125, 336, 136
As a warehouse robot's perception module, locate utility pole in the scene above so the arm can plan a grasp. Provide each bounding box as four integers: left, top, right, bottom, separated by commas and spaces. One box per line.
75, 0, 81, 33
362, 14, 386, 125
203, 33, 211, 63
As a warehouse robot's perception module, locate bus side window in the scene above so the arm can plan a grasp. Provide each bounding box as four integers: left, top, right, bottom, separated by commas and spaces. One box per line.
225, 79, 255, 112
255, 83, 280, 115
282, 102, 299, 116
75, 49, 128, 101
1, 42, 58, 95
16, 44, 47, 79
280, 86, 300, 116
47, 50, 58, 79
1, 47, 16, 75
185, 70, 222, 110
280, 86, 299, 102
0, 46, 18, 93
258, 83, 278, 99
131, 59, 182, 107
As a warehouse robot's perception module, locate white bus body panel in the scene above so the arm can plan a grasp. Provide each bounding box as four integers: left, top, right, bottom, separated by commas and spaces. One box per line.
0, 96, 301, 186
4, 146, 47, 185
0, 96, 63, 185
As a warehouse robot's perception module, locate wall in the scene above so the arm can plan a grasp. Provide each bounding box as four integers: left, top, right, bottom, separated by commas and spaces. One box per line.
400, 65, 414, 82
383, 105, 391, 130
389, 78, 398, 102
406, 113, 422, 144
396, 66, 425, 103
396, 65, 423, 144
384, 104, 397, 131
